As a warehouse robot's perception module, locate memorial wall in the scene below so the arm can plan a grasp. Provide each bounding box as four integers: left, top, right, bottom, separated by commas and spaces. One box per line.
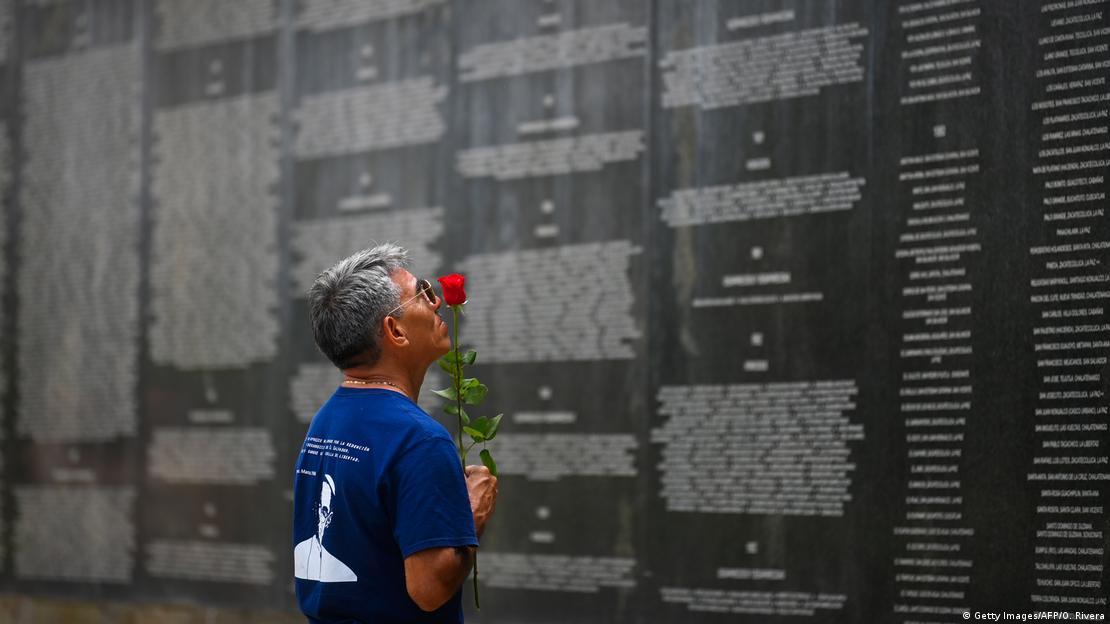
0, 0, 1107, 621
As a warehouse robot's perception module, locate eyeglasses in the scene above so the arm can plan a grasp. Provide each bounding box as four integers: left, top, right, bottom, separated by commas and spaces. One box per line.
387, 278, 438, 316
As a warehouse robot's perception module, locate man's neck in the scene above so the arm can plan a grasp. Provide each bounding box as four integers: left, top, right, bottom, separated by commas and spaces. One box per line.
341, 362, 424, 403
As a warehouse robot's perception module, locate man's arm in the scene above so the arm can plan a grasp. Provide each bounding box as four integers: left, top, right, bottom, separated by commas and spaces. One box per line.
404, 465, 498, 612
404, 545, 473, 611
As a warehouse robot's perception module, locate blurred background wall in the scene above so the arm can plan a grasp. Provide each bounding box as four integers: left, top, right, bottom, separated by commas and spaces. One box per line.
0, 0, 1107, 622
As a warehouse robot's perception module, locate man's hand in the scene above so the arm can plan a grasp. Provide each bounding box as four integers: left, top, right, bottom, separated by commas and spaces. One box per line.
465, 464, 498, 538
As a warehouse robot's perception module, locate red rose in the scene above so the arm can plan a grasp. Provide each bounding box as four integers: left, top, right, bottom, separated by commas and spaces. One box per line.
437, 273, 467, 306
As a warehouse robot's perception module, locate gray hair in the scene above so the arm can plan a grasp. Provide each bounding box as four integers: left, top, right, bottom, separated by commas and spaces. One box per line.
308, 243, 410, 369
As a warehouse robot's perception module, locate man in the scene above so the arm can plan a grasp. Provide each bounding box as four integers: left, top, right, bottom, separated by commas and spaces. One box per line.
293, 243, 498, 623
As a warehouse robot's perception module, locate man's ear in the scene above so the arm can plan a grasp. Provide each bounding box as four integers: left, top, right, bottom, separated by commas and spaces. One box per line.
382, 315, 409, 347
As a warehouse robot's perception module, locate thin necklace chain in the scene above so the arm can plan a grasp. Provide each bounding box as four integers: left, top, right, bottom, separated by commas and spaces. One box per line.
343, 377, 402, 390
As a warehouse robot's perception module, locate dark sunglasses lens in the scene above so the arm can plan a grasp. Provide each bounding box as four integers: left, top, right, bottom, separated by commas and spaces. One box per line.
419, 279, 436, 304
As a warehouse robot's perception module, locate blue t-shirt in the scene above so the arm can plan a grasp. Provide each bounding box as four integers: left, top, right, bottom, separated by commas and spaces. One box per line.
293, 387, 478, 623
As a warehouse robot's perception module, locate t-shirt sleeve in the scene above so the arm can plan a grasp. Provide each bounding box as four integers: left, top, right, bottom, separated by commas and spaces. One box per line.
390, 434, 479, 558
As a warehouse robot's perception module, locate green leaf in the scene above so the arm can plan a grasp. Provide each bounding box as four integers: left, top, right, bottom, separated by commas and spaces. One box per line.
468, 417, 489, 437
432, 387, 457, 401
445, 403, 470, 424
437, 357, 458, 375
462, 426, 486, 442
468, 414, 500, 438
463, 383, 488, 406
441, 350, 461, 364
484, 413, 503, 440
458, 378, 483, 404
462, 350, 477, 366
480, 449, 498, 477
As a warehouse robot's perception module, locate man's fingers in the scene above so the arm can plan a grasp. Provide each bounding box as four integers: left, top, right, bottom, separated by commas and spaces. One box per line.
465, 465, 491, 477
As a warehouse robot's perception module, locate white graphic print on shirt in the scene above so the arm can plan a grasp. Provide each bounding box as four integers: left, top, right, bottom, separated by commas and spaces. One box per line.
294, 474, 358, 582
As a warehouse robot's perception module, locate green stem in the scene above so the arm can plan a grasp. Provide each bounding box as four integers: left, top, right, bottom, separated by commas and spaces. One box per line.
473, 550, 480, 610
450, 305, 480, 609
453, 306, 464, 466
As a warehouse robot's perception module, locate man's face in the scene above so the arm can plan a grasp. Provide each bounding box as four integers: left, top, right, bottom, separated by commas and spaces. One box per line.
389, 269, 452, 364
318, 482, 333, 538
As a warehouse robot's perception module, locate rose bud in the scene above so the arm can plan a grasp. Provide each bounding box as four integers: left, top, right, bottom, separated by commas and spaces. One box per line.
437, 273, 467, 306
